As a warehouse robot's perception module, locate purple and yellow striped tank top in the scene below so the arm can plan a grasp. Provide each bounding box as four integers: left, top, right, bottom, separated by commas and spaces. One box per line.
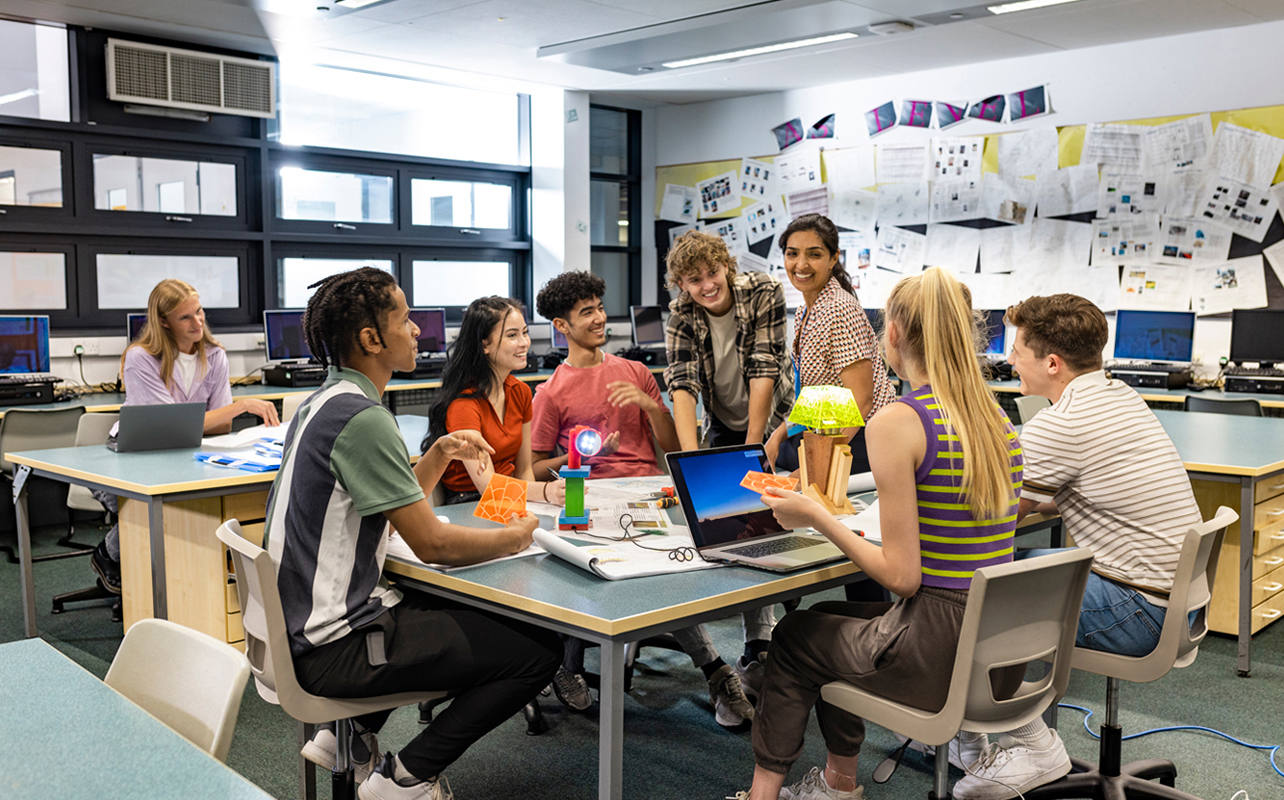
900, 384, 1023, 590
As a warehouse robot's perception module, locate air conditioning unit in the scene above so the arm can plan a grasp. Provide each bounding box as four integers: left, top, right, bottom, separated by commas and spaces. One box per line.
106, 38, 276, 119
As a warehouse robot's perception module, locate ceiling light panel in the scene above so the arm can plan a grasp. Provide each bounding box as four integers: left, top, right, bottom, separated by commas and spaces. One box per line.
988, 0, 1087, 14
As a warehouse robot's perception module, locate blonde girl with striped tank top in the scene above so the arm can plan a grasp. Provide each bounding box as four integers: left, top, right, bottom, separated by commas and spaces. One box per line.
733, 267, 1024, 800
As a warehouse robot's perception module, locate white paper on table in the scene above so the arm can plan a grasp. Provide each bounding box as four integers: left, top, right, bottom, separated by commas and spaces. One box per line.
876, 142, 929, 184
1095, 173, 1165, 218
532, 529, 720, 580
1035, 164, 1099, 217
876, 181, 930, 226
697, 170, 739, 218
1263, 238, 1284, 288
1143, 115, 1212, 172
961, 272, 1015, 310
659, 184, 698, 224
980, 173, 1035, 225
853, 267, 899, 310
830, 189, 878, 233
743, 199, 784, 244
776, 146, 823, 194
738, 251, 770, 274
874, 226, 926, 273
822, 146, 877, 194
707, 216, 747, 253
838, 230, 874, 271
1164, 168, 1209, 218
929, 136, 984, 182
201, 420, 292, 450
979, 224, 1034, 274
1026, 218, 1092, 273
997, 128, 1059, 179
668, 223, 697, 247
1209, 122, 1284, 189
925, 224, 981, 273
930, 179, 982, 223
1089, 213, 1160, 266
1081, 123, 1146, 171
386, 531, 545, 573
1195, 177, 1279, 243
843, 499, 882, 543
786, 187, 829, 220
739, 157, 776, 200
1118, 264, 1191, 311
1191, 255, 1268, 316
1155, 217, 1232, 266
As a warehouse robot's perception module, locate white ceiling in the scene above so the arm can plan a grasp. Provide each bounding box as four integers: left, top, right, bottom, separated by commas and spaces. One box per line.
3, 0, 1282, 105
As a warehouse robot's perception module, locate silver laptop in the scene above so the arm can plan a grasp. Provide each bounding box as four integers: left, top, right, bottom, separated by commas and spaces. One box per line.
109, 402, 206, 452
666, 445, 848, 572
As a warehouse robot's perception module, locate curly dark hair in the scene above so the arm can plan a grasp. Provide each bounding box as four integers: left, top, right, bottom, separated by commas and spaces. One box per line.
535, 271, 605, 322
302, 267, 398, 368
778, 213, 856, 296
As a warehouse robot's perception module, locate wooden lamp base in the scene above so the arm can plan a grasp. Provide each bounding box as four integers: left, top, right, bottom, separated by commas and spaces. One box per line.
798, 430, 857, 516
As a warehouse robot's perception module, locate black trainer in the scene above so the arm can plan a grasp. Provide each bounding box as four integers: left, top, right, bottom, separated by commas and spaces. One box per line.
90, 540, 121, 595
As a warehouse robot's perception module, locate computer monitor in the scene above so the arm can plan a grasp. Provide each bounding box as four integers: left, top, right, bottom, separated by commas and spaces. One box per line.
1230, 309, 1284, 365
127, 313, 147, 342
982, 310, 1006, 357
549, 321, 567, 350
0, 315, 51, 374
263, 310, 312, 362
630, 305, 665, 348
1113, 310, 1196, 363
409, 308, 446, 353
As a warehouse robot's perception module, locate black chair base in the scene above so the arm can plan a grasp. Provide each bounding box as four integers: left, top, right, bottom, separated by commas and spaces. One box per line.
1024, 755, 1191, 800
52, 580, 122, 622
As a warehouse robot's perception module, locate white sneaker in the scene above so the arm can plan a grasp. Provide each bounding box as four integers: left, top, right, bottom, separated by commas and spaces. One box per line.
708, 664, 755, 727
894, 730, 989, 771
950, 730, 1072, 800
779, 766, 864, 800
358, 760, 453, 800
733, 653, 767, 700
301, 721, 379, 783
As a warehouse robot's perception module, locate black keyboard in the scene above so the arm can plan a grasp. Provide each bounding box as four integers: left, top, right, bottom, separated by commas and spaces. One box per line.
724, 536, 821, 559
0, 373, 57, 384
1111, 362, 1190, 374
1225, 367, 1284, 377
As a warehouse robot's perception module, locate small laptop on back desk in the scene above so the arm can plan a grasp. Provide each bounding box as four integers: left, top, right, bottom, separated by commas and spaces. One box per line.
108, 402, 206, 453
666, 445, 848, 572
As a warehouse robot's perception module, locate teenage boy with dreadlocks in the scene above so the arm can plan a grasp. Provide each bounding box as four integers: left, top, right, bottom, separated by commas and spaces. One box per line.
266, 267, 560, 800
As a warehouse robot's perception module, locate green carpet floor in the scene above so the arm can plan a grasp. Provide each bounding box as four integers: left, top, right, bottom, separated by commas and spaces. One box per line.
3, 520, 1281, 800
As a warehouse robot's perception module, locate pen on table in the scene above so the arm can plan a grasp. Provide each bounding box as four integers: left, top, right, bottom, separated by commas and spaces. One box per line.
546, 467, 560, 480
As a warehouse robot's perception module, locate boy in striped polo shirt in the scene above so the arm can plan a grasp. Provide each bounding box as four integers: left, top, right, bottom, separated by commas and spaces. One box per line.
953, 294, 1202, 800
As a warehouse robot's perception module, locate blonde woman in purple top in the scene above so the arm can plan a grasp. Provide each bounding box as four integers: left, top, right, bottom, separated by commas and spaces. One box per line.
730, 267, 1024, 800
91, 279, 279, 593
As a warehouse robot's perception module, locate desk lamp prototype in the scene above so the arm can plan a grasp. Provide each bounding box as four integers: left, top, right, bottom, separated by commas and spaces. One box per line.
790, 385, 865, 516
558, 425, 601, 530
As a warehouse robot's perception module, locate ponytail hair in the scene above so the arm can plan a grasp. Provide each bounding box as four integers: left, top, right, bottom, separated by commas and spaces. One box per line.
884, 267, 1014, 520
777, 213, 856, 296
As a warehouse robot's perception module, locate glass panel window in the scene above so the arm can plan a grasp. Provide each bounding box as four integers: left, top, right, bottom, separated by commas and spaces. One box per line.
590, 251, 629, 317
277, 167, 393, 223
589, 107, 628, 174
411, 179, 511, 229
277, 63, 521, 165
0, 20, 70, 123
278, 258, 394, 308
412, 260, 509, 306
96, 254, 239, 308
590, 181, 629, 246
0, 145, 63, 207
0, 252, 66, 309
92, 155, 236, 216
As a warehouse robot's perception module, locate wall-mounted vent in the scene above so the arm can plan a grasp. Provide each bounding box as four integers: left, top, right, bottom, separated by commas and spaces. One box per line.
106, 38, 275, 119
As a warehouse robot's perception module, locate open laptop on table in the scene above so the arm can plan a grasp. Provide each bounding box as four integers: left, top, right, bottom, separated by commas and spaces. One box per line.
108, 402, 206, 452
666, 444, 848, 572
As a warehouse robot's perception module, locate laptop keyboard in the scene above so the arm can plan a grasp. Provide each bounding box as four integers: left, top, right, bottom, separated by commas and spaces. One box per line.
724, 536, 822, 559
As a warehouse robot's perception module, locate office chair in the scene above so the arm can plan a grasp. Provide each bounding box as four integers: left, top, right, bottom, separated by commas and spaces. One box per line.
282, 393, 307, 422
1183, 396, 1263, 416
1023, 506, 1236, 800
1014, 394, 1052, 425
217, 520, 448, 800
820, 548, 1094, 800
52, 413, 123, 620
0, 406, 87, 564
105, 617, 251, 762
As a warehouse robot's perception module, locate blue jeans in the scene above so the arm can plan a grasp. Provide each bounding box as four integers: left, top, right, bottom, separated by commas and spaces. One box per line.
1018, 548, 1171, 658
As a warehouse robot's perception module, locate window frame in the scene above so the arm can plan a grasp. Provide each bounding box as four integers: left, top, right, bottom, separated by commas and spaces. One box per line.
0, 133, 74, 224
401, 163, 523, 244
0, 239, 78, 323
403, 247, 527, 323
268, 245, 403, 309
269, 152, 400, 235
589, 104, 642, 319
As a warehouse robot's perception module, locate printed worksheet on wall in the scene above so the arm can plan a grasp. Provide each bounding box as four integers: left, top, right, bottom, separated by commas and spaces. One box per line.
1143, 115, 1212, 171
1192, 255, 1268, 316
1155, 217, 1232, 265
822, 146, 877, 194
979, 223, 1034, 274
660, 184, 698, 224
874, 225, 926, 273
1209, 123, 1284, 188
1195, 177, 1279, 243
1118, 264, 1191, 311
997, 128, 1059, 179
829, 189, 878, 233
930, 179, 982, 223
930, 136, 983, 181
876, 181, 930, 226
979, 173, 1034, 224
875, 143, 929, 184
1081, 123, 1146, 171
925, 224, 980, 273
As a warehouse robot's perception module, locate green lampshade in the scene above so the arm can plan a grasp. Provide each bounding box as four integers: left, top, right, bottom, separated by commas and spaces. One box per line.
788, 385, 865, 430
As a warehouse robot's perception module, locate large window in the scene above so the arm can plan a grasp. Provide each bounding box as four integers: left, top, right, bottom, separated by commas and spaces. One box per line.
0, 144, 63, 207
0, 251, 66, 309
0, 20, 70, 123
95, 254, 240, 308
277, 166, 394, 224
277, 257, 394, 308
93, 154, 236, 216
589, 106, 640, 317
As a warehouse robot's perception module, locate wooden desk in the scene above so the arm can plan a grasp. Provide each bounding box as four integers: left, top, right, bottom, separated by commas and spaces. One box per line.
8, 415, 430, 642
0, 638, 272, 800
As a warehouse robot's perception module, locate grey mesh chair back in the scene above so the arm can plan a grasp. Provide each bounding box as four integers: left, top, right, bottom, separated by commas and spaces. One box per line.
0, 406, 86, 476
1183, 396, 1262, 416
1013, 395, 1051, 425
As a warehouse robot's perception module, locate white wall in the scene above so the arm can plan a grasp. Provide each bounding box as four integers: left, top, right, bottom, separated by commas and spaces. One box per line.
652, 18, 1284, 376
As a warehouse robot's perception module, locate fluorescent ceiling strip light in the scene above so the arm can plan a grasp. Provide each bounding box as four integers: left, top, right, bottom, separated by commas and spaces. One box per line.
988, 0, 1086, 14
662, 32, 857, 69
335, 0, 388, 9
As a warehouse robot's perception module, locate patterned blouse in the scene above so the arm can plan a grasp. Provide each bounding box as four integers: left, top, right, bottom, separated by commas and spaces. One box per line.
792, 276, 896, 418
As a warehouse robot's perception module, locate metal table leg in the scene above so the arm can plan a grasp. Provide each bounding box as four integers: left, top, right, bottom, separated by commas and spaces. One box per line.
598, 639, 626, 800
1237, 477, 1254, 677
14, 466, 37, 638
148, 495, 169, 620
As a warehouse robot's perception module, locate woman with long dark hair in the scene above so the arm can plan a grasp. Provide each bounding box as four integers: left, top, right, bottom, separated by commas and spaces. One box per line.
423, 296, 564, 506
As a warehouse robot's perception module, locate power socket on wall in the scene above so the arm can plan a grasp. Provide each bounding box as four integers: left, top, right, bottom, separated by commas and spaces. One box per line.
71, 340, 100, 356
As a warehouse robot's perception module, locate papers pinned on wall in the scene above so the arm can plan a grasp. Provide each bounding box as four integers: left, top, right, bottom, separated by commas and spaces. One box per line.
822, 146, 877, 194
997, 128, 1058, 179
980, 174, 1035, 225
776, 146, 823, 194
697, 170, 738, 218
930, 136, 983, 181
838, 230, 873, 272
874, 226, 926, 273
1209, 122, 1284, 189
876, 181, 930, 226
930, 179, 982, 223
743, 199, 783, 244
659, 184, 697, 224
1081, 123, 1145, 172
1089, 214, 1159, 266
829, 189, 878, 233
1118, 264, 1191, 311
876, 143, 929, 184
1195, 177, 1280, 243
1036, 164, 1099, 217
979, 223, 1035, 274
740, 157, 776, 200
1192, 255, 1268, 316
1096, 173, 1165, 218
1144, 115, 1212, 171
925, 224, 981, 274
708, 216, 748, 253
786, 187, 829, 220
1155, 217, 1232, 265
